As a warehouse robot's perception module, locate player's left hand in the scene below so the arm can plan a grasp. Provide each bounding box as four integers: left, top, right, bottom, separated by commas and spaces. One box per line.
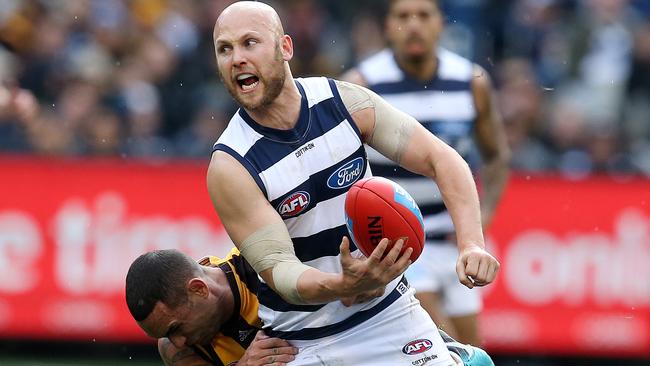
238, 331, 298, 366
456, 245, 499, 289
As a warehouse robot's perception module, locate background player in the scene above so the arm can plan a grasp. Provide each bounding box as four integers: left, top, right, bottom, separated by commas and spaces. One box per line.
343, 0, 510, 345
125, 248, 494, 366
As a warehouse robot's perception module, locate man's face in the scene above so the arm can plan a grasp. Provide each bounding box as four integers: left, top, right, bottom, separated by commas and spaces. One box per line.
386, 0, 443, 62
138, 293, 224, 348
214, 10, 289, 111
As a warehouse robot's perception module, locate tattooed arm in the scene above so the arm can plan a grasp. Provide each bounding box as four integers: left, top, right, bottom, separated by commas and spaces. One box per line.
158, 338, 211, 366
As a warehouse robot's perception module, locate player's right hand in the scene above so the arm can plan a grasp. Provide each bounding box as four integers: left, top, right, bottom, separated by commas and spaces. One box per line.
338, 236, 412, 297
456, 244, 500, 289
238, 331, 298, 366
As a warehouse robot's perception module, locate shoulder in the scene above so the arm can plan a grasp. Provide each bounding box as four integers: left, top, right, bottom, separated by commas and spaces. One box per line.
469, 63, 495, 106
207, 150, 249, 189
198, 247, 242, 268
331, 79, 379, 117
358, 48, 395, 71
295, 76, 340, 106
213, 112, 262, 155
470, 63, 494, 90
206, 149, 258, 207
356, 48, 403, 85
437, 48, 475, 81
340, 68, 367, 86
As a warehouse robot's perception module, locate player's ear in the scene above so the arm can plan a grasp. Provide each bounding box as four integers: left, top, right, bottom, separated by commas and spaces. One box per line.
280, 34, 293, 61
187, 278, 209, 298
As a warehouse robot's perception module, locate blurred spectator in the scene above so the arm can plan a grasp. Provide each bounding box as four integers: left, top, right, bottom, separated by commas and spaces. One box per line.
586, 125, 635, 174
120, 79, 173, 157
25, 109, 78, 155
0, 85, 38, 152
0, 46, 38, 152
501, 0, 571, 86
0, 0, 647, 177
624, 22, 650, 174
80, 107, 124, 156
174, 103, 229, 158
496, 58, 554, 171
56, 79, 102, 131
349, 13, 384, 62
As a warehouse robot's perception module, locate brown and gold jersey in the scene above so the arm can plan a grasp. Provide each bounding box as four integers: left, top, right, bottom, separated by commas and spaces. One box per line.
192, 248, 261, 366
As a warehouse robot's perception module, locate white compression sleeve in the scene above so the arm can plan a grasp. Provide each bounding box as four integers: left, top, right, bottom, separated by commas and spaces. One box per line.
239, 223, 311, 304
334, 79, 416, 164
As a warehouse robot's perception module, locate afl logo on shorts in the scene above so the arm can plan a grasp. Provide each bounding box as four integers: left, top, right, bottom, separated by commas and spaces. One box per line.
277, 191, 310, 218
327, 157, 364, 189
402, 339, 433, 355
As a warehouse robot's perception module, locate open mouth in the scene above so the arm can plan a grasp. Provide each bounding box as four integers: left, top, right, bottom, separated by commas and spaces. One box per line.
236, 73, 259, 92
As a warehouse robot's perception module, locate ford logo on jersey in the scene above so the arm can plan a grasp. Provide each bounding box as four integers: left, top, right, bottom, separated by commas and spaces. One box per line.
402, 339, 433, 355
327, 157, 364, 189
277, 191, 310, 218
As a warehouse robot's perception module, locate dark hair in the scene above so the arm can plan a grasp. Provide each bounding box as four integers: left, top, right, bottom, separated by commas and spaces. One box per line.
125, 249, 201, 322
381, 0, 442, 24
385, 0, 441, 14
387, 0, 440, 8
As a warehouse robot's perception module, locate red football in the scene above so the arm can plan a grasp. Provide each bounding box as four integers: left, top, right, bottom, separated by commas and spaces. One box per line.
344, 176, 425, 262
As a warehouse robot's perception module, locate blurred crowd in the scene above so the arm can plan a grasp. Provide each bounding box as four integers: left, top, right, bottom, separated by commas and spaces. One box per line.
0, 0, 649, 176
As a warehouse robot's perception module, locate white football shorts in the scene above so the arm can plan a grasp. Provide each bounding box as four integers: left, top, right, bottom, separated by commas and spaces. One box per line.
287, 286, 455, 366
406, 241, 482, 317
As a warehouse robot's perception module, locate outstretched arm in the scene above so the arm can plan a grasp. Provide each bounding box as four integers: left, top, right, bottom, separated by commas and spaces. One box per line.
335, 80, 500, 289
207, 151, 411, 304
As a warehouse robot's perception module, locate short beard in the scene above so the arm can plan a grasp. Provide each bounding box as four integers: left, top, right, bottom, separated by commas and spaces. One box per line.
220, 45, 286, 111
249, 65, 285, 111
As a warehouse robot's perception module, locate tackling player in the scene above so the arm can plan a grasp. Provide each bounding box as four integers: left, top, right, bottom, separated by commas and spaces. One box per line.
125, 248, 494, 366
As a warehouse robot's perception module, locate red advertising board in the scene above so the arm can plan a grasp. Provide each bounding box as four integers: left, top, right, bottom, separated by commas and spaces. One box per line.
0, 156, 648, 357
0, 156, 233, 343
481, 175, 650, 357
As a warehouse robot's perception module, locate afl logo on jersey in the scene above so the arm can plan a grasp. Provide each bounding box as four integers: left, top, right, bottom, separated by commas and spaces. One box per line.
327, 157, 364, 189
277, 191, 310, 218
402, 339, 433, 355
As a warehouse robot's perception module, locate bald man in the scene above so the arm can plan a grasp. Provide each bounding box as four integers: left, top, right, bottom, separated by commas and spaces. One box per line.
206, 2, 499, 365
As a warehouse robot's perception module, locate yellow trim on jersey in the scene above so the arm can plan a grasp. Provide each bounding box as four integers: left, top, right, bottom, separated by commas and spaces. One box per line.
212, 336, 246, 366
196, 247, 261, 365
201, 249, 261, 328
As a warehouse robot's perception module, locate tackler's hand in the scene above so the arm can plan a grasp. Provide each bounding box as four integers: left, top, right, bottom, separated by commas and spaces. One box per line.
238, 331, 298, 366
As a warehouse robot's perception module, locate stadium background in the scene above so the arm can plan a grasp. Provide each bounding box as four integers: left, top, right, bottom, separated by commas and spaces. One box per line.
0, 0, 648, 365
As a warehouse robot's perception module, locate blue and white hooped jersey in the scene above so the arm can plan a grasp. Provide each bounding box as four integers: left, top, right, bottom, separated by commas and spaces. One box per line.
213, 77, 405, 340
359, 48, 478, 239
